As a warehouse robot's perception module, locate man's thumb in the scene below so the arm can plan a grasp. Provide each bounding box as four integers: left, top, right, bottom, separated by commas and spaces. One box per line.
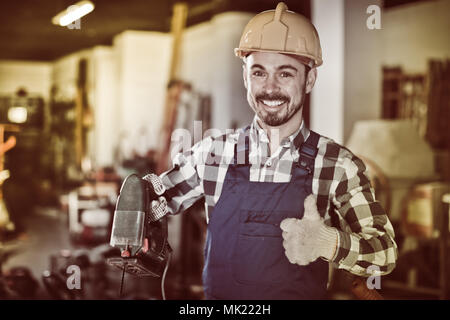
280, 218, 298, 231
303, 194, 320, 220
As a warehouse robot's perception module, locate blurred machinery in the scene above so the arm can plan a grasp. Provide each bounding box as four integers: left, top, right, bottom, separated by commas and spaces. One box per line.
0, 124, 19, 237
346, 119, 450, 299
41, 245, 120, 300
347, 119, 438, 221
67, 182, 116, 246
0, 88, 45, 232
391, 182, 450, 299
382, 60, 450, 181
0, 246, 39, 299
367, 60, 450, 298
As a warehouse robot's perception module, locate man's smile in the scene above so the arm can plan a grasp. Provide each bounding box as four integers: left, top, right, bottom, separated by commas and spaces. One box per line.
261, 99, 285, 107
257, 96, 290, 111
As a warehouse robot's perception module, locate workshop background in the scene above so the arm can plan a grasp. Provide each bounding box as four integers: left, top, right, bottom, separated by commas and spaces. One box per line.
0, 0, 449, 300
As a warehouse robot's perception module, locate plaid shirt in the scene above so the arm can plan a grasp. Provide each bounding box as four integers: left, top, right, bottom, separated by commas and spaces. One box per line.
161, 117, 398, 277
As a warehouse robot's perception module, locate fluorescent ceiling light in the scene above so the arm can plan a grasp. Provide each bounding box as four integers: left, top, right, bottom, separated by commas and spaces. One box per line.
52, 1, 95, 27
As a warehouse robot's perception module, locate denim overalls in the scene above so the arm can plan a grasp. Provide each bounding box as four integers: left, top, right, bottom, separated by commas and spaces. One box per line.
202, 127, 328, 299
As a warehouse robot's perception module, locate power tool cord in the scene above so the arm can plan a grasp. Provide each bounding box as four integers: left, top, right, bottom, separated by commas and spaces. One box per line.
119, 262, 126, 298
161, 251, 171, 300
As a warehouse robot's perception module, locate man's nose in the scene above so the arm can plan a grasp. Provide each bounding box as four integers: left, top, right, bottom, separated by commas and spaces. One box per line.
263, 74, 280, 94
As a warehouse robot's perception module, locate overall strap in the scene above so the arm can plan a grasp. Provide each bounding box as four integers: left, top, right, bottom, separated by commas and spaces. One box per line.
296, 130, 320, 175
233, 125, 250, 165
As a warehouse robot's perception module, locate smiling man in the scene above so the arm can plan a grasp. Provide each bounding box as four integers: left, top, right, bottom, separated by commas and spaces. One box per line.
243, 52, 315, 153
149, 2, 398, 299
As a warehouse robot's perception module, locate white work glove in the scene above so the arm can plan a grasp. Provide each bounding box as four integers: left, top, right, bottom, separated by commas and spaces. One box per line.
280, 194, 338, 266
142, 173, 168, 222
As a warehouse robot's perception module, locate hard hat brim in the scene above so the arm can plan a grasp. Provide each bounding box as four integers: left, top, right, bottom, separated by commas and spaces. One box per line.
234, 48, 323, 68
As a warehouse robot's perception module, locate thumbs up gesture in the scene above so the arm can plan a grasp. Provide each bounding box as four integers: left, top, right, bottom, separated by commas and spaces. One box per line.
280, 194, 338, 266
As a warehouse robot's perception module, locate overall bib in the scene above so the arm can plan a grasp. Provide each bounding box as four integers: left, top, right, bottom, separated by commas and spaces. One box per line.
203, 127, 329, 299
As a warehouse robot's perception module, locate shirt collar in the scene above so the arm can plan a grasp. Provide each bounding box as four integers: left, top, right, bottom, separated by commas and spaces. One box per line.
250, 116, 310, 150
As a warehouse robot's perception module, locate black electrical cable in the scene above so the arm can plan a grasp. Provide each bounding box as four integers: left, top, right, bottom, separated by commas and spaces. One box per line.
161, 251, 171, 300
117, 253, 170, 300
119, 263, 126, 298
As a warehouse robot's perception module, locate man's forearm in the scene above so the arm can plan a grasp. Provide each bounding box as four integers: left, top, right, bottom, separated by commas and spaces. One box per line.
331, 226, 398, 276
332, 155, 398, 276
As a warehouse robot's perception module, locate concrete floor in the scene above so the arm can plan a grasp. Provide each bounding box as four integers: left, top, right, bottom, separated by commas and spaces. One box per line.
2, 209, 73, 280
1, 209, 76, 299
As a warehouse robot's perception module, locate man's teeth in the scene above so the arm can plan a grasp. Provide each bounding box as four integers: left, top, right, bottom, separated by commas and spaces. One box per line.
262, 100, 285, 107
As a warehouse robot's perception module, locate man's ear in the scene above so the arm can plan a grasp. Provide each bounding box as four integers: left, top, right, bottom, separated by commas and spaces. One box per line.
242, 64, 248, 90
305, 68, 317, 94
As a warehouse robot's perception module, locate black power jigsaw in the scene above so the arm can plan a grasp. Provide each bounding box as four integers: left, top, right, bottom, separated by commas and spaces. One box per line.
108, 174, 171, 278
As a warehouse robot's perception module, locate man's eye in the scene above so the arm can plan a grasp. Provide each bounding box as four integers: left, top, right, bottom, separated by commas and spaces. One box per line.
253, 70, 265, 77
280, 72, 293, 78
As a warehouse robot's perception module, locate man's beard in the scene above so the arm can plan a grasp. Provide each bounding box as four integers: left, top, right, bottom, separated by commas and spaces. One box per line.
254, 89, 306, 127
